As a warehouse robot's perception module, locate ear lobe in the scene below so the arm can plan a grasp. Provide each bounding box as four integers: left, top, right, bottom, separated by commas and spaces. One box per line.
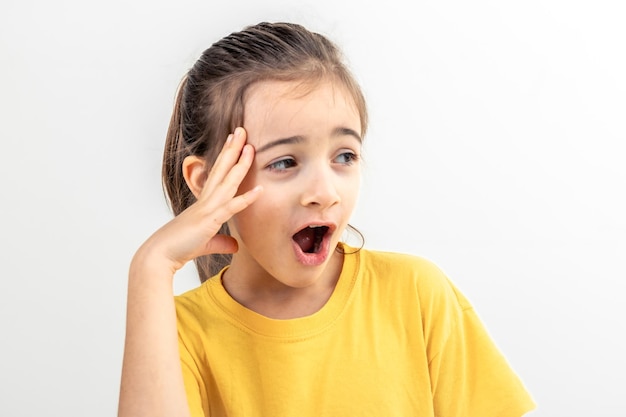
182, 155, 209, 198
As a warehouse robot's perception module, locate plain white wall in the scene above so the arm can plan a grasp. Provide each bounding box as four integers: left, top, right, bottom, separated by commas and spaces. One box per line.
1, 0, 624, 415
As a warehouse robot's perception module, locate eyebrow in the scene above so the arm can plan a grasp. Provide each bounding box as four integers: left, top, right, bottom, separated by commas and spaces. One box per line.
255, 127, 362, 154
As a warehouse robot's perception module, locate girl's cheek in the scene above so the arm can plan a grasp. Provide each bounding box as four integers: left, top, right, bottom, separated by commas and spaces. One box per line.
238, 169, 261, 193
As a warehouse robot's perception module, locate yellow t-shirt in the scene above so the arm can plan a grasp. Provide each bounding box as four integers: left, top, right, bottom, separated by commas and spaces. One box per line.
175, 247, 535, 417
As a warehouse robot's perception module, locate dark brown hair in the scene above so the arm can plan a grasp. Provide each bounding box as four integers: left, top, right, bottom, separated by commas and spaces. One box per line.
162, 22, 368, 282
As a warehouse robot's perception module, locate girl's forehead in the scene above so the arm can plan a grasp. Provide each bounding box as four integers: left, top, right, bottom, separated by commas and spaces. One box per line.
242, 79, 362, 144
244, 79, 359, 120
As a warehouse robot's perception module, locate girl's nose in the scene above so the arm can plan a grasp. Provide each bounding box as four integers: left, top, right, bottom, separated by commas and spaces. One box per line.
299, 167, 341, 209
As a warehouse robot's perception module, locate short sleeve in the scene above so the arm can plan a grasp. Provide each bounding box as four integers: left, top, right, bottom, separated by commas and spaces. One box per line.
428, 281, 536, 417
179, 337, 209, 417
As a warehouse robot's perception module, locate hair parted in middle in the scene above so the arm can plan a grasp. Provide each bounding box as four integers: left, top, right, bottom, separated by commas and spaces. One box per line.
162, 21, 368, 282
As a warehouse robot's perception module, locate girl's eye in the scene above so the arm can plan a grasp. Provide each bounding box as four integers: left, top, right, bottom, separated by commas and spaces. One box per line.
335, 152, 359, 165
267, 158, 297, 172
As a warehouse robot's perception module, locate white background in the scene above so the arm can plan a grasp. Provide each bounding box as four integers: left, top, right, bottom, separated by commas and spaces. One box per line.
1, 0, 625, 416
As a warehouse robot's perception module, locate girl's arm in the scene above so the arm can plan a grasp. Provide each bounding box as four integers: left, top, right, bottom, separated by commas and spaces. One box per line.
118, 256, 189, 417
118, 128, 261, 417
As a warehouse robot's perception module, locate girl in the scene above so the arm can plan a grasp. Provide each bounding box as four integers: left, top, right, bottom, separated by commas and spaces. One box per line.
118, 22, 535, 417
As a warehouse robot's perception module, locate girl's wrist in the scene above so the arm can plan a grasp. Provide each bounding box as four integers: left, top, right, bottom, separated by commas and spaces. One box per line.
129, 242, 180, 284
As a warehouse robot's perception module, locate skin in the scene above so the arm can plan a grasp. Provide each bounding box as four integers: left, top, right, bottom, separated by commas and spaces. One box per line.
118, 128, 261, 417
187, 79, 362, 318
118, 78, 362, 416
234, 79, 362, 317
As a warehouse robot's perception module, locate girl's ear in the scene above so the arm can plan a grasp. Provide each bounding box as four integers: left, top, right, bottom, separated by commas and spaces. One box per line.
182, 155, 208, 198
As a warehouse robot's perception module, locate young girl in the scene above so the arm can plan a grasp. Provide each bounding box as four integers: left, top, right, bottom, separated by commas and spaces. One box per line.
118, 22, 535, 417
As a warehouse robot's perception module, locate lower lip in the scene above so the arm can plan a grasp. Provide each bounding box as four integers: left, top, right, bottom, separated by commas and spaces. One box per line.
292, 233, 332, 266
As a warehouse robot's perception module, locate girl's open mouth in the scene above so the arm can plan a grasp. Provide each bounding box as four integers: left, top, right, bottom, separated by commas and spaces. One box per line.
293, 225, 329, 253
292, 225, 332, 265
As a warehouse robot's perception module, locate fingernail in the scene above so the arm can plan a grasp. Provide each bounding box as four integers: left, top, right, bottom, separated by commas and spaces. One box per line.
234, 127, 242, 139
226, 133, 234, 144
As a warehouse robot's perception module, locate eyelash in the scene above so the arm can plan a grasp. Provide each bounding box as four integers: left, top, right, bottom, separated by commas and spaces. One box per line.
266, 152, 360, 172
267, 158, 297, 172
335, 151, 359, 165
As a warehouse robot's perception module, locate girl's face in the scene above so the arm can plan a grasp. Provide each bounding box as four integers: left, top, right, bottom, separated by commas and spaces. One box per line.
227, 79, 362, 289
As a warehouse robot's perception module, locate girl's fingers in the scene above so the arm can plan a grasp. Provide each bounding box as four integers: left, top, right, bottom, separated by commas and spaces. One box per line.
226, 184, 263, 215
200, 128, 250, 197
195, 183, 262, 237
162, 184, 262, 265
217, 144, 256, 195
154, 127, 261, 266
196, 128, 258, 223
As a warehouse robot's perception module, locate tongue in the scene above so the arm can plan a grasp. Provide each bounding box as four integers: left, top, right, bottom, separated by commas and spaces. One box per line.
293, 228, 316, 253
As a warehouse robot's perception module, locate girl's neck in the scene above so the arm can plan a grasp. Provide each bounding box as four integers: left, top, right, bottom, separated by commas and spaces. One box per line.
221, 251, 343, 320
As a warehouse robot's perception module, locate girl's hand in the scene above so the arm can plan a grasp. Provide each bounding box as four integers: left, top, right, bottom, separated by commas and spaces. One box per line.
135, 127, 262, 275
120, 130, 260, 417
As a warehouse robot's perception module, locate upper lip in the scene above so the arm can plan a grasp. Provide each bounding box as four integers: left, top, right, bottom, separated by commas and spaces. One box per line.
292, 221, 337, 236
